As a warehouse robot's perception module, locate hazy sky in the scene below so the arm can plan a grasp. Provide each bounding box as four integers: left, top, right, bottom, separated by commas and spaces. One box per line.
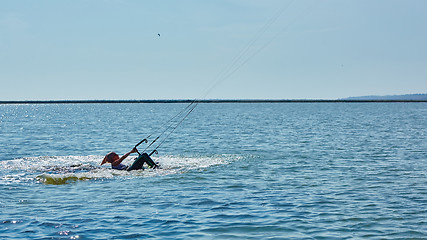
1, 0, 426, 100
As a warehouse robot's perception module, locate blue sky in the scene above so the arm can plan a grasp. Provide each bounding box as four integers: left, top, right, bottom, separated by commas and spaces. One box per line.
1, 0, 426, 100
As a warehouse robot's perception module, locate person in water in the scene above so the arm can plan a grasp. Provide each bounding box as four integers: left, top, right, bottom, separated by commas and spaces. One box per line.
101, 148, 138, 170
101, 147, 159, 170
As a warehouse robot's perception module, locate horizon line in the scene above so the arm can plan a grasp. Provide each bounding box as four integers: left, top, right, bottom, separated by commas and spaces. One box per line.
1, 99, 426, 104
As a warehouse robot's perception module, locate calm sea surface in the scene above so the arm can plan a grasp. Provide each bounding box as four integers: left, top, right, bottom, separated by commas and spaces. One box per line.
0, 103, 426, 239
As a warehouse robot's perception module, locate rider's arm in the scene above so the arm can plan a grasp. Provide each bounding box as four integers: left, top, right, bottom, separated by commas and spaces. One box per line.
112, 148, 137, 166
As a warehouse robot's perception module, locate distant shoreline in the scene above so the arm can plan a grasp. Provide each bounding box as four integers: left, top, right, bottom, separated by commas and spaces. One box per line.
1, 99, 426, 104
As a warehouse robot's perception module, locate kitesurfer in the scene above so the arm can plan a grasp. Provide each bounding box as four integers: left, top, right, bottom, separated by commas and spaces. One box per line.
100, 147, 138, 170
101, 147, 159, 170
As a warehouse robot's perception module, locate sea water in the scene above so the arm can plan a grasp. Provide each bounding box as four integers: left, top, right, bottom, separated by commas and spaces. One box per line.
0, 103, 426, 239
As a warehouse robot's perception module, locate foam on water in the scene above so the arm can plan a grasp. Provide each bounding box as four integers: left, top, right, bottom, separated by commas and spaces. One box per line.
0, 154, 241, 185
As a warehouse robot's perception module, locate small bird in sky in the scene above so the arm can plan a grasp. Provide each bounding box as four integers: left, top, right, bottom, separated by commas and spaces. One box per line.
157, 33, 160, 37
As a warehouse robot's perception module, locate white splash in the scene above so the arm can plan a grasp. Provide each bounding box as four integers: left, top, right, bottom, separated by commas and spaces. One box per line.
0, 154, 242, 185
